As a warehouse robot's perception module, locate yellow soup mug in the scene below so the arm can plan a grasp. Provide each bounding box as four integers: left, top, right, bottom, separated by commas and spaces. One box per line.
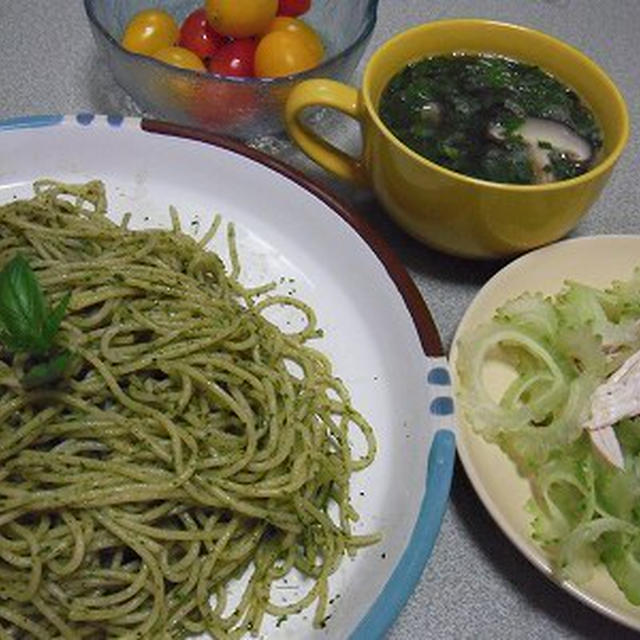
285, 19, 629, 258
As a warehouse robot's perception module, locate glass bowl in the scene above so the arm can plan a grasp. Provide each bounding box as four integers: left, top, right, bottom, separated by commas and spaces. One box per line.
84, 0, 378, 140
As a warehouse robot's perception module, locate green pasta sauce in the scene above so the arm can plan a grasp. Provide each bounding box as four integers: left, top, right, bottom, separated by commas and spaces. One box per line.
0, 180, 379, 639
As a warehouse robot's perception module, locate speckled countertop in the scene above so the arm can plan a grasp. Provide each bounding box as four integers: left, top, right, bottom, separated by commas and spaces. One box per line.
1, 1, 639, 638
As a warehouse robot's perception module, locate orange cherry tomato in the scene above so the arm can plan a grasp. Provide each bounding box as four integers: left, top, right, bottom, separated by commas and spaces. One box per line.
205, 0, 278, 38
254, 29, 322, 78
262, 16, 323, 61
151, 46, 206, 71
121, 9, 179, 55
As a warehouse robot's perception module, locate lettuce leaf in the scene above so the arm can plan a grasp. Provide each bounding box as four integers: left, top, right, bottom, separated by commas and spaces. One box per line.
455, 275, 640, 604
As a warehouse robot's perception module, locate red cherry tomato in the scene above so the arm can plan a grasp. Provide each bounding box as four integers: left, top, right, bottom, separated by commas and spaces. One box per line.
190, 82, 258, 131
178, 8, 225, 61
277, 0, 311, 17
207, 39, 257, 77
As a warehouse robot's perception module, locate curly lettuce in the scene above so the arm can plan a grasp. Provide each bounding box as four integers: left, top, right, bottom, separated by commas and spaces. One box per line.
456, 267, 640, 603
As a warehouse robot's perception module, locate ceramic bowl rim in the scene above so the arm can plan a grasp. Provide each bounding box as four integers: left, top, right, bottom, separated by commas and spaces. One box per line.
362, 18, 630, 193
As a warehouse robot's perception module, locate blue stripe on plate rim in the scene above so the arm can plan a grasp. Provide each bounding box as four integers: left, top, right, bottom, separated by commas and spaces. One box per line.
0, 113, 457, 639
0, 113, 129, 130
0, 114, 64, 130
352, 355, 455, 640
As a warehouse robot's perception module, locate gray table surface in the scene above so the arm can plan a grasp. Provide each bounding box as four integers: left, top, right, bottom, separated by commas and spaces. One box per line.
1, 1, 639, 638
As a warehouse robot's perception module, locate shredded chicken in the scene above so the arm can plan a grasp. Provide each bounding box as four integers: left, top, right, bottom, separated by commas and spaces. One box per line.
581, 350, 640, 470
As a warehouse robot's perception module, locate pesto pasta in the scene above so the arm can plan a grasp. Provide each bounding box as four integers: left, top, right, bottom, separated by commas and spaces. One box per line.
0, 180, 378, 639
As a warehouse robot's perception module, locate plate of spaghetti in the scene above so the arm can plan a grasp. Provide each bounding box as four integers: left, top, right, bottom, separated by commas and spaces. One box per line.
0, 114, 456, 639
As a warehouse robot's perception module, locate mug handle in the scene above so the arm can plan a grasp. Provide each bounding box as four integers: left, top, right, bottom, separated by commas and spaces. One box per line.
285, 79, 369, 186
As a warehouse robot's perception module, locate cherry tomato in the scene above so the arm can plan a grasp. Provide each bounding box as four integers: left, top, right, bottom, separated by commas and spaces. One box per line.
151, 46, 206, 71
277, 0, 311, 17
208, 39, 257, 77
121, 9, 179, 55
254, 30, 322, 78
263, 16, 323, 61
190, 82, 258, 131
205, 0, 278, 38
178, 8, 226, 61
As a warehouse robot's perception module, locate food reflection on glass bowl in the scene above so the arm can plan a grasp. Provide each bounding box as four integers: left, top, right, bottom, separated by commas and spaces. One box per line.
83, 0, 378, 140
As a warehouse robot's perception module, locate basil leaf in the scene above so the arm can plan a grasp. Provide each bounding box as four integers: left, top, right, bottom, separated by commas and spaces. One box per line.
0, 254, 72, 391
0, 254, 73, 356
0, 254, 47, 351
0, 296, 38, 351
22, 350, 71, 389
5, 254, 46, 325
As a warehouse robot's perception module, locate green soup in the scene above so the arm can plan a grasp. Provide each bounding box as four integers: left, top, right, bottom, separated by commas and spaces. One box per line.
378, 54, 603, 185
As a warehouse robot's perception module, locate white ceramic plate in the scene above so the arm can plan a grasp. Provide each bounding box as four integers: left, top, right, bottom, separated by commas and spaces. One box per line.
451, 235, 640, 632
0, 114, 456, 639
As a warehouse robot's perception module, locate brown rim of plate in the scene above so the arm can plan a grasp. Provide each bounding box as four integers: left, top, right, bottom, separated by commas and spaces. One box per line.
141, 119, 443, 358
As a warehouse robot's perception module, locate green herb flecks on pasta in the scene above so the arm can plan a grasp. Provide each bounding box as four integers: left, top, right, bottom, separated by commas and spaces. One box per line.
0, 180, 378, 639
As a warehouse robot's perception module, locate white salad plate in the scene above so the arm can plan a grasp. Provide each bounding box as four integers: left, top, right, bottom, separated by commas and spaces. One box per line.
0, 114, 456, 639
451, 234, 640, 633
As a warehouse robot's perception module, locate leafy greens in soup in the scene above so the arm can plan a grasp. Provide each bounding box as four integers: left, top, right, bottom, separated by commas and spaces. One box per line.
378, 53, 603, 185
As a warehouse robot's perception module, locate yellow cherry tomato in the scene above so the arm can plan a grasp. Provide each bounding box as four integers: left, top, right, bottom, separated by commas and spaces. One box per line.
205, 0, 278, 38
263, 16, 324, 61
151, 46, 206, 71
121, 9, 179, 55
254, 30, 322, 78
